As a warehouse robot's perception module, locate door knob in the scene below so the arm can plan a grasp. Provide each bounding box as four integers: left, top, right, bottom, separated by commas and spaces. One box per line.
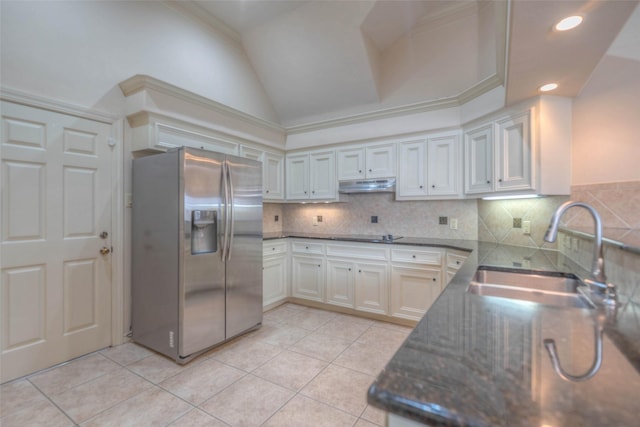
100, 231, 108, 239
100, 247, 111, 255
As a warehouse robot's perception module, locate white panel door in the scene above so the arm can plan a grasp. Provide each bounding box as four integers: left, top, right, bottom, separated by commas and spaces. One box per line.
291, 256, 324, 302
1, 102, 113, 382
390, 266, 442, 321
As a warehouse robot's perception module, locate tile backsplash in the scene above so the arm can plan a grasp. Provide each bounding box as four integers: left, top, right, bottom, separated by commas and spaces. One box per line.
265, 193, 477, 239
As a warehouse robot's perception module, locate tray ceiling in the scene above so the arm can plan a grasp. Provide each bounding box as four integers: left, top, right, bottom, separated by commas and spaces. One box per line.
182, 0, 637, 129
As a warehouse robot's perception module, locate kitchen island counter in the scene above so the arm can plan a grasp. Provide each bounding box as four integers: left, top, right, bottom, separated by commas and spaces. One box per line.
367, 242, 640, 426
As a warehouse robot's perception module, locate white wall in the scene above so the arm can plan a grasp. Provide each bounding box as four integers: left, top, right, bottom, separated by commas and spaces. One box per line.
571, 5, 640, 185
0, 1, 277, 122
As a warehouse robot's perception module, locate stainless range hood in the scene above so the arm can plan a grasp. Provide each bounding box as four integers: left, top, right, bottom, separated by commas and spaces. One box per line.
338, 178, 395, 194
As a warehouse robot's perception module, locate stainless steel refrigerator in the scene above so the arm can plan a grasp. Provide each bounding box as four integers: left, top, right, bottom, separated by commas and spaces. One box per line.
131, 147, 263, 363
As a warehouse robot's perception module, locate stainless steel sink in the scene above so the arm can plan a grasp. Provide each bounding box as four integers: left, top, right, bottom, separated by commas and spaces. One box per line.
467, 267, 595, 309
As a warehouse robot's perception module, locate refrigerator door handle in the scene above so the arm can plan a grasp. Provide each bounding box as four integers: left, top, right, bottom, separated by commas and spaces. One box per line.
221, 161, 229, 261
227, 162, 235, 262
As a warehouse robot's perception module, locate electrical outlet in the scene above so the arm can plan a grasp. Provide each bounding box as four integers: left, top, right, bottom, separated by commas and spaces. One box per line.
371, 216, 378, 224
439, 216, 448, 225
522, 221, 531, 235
317, 215, 323, 223
513, 218, 522, 228
450, 218, 458, 230
274, 215, 279, 222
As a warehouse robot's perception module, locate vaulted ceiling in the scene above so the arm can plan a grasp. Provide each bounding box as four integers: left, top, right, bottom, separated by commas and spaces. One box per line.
177, 0, 637, 128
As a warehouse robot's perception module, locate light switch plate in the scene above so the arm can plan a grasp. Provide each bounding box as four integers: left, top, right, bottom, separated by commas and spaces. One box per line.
450, 218, 458, 230
523, 221, 531, 235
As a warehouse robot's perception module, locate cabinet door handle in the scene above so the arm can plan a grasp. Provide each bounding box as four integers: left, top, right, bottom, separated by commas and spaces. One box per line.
305, 246, 309, 249
412, 255, 416, 259
369, 169, 372, 172
487, 180, 491, 184
358, 269, 362, 273
432, 278, 436, 282
348, 268, 351, 271
312, 190, 315, 194
266, 190, 270, 193
432, 185, 435, 188
456, 260, 460, 264
358, 170, 362, 173
318, 264, 321, 268
272, 247, 276, 251
419, 185, 423, 189
498, 178, 503, 182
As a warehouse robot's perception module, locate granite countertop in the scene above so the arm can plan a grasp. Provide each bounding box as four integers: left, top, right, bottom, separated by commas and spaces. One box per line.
263, 231, 476, 252
367, 242, 640, 427
264, 232, 640, 426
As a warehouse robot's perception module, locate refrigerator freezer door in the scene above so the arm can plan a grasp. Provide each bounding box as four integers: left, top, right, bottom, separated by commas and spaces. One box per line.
225, 155, 263, 338
181, 148, 226, 357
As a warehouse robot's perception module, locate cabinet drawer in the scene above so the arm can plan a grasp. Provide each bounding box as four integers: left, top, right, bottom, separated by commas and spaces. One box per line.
391, 248, 443, 265
291, 240, 325, 255
326, 244, 389, 261
447, 252, 468, 270
263, 240, 287, 255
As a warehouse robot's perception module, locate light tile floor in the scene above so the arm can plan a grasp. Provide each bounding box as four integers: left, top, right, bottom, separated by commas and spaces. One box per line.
0, 303, 412, 427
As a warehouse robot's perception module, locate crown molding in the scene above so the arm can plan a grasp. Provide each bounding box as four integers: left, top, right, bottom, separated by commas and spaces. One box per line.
286, 73, 503, 135
0, 86, 118, 123
119, 75, 285, 135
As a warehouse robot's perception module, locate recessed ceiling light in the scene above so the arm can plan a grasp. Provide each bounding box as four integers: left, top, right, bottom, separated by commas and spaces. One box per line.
539, 83, 558, 92
555, 15, 583, 31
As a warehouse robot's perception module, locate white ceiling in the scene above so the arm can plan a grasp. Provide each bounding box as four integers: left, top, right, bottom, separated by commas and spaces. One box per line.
186, 0, 637, 128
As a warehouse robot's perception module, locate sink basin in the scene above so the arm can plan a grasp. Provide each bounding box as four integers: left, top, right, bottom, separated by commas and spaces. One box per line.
467, 266, 595, 309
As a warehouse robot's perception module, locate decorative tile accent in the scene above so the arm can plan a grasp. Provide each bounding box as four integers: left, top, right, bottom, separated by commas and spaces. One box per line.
477, 196, 568, 249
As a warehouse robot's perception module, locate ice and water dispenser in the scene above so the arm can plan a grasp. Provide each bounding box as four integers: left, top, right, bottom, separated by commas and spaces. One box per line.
190, 210, 217, 254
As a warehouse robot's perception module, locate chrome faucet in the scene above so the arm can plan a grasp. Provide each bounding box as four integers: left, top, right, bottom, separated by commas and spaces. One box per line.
543, 201, 617, 305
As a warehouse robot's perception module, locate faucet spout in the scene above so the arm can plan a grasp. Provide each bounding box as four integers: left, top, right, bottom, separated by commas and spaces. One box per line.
544, 201, 607, 286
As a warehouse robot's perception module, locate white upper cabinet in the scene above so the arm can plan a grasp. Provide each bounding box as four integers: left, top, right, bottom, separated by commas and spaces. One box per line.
397, 140, 427, 197
286, 149, 336, 200
397, 131, 461, 200
365, 143, 396, 178
495, 112, 531, 192
464, 124, 494, 194
337, 147, 365, 180
337, 143, 396, 180
427, 133, 460, 196
129, 113, 239, 154
263, 152, 285, 200
463, 96, 572, 197
240, 146, 285, 201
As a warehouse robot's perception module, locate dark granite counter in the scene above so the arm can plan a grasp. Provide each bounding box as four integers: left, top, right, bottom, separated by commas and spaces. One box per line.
263, 232, 640, 425
263, 231, 476, 252
367, 242, 640, 427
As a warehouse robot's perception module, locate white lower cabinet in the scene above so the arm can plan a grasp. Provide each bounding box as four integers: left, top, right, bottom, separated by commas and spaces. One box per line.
390, 266, 442, 321
354, 262, 389, 315
282, 239, 463, 322
326, 259, 355, 308
291, 255, 325, 302
263, 240, 288, 307
390, 247, 445, 321
446, 249, 469, 284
